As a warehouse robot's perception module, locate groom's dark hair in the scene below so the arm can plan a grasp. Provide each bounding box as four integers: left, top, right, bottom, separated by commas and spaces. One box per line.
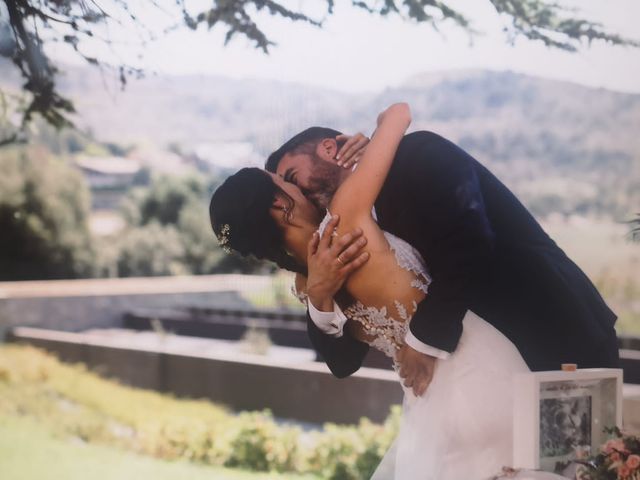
265, 127, 342, 173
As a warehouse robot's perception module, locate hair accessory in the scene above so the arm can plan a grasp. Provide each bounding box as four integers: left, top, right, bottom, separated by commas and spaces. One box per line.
218, 223, 232, 253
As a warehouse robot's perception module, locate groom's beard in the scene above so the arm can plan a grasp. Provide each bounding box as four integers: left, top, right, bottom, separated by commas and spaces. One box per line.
305, 158, 343, 211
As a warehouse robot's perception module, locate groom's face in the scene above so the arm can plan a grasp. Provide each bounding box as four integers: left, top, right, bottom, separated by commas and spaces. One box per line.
276, 149, 344, 210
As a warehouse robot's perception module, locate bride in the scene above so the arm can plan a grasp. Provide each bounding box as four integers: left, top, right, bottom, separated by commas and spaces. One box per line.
209, 103, 530, 479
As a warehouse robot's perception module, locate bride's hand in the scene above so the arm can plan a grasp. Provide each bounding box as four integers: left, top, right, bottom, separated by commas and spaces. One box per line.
397, 343, 436, 397
376, 103, 411, 129
335, 133, 370, 169
306, 215, 369, 311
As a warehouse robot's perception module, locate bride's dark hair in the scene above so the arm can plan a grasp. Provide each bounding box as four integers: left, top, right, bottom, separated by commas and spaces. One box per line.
209, 168, 306, 274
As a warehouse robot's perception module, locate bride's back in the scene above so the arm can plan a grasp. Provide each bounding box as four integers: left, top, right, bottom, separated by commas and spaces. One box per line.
330, 208, 426, 346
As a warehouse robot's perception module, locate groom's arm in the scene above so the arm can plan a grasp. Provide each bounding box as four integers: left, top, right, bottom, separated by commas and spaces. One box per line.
402, 132, 496, 353
307, 311, 370, 378
310, 298, 451, 359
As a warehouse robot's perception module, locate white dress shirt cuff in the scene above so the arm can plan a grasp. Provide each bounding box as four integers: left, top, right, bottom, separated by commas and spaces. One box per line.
308, 299, 348, 338
404, 329, 451, 360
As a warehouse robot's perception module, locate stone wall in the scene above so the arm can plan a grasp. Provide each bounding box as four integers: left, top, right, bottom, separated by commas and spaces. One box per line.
9, 327, 402, 425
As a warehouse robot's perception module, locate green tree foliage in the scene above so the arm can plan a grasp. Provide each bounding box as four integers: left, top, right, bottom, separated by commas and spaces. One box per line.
116, 173, 265, 277
115, 222, 186, 277
122, 175, 209, 227
0, 148, 266, 280
0, 146, 95, 280
177, 200, 226, 275
0, 0, 637, 144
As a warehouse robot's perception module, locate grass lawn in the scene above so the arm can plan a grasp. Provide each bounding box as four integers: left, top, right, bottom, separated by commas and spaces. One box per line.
0, 415, 314, 480
0, 345, 392, 480
543, 218, 640, 335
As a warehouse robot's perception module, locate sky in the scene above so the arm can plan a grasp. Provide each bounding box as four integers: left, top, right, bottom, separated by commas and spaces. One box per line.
46, 0, 640, 94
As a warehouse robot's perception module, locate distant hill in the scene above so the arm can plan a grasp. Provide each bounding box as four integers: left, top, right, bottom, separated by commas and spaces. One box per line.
1, 61, 638, 218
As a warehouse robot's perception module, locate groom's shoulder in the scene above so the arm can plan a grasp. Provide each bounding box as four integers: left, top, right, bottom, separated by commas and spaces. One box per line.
398, 130, 468, 162
400, 130, 460, 152
402, 130, 443, 144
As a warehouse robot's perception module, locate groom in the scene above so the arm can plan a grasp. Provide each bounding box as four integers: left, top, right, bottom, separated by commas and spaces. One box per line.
265, 127, 619, 395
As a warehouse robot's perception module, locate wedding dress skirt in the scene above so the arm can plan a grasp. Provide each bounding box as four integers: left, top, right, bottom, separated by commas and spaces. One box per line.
315, 212, 530, 479
371, 312, 530, 480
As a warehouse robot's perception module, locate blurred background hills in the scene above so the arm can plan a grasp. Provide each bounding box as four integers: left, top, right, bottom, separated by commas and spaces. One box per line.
3, 59, 637, 219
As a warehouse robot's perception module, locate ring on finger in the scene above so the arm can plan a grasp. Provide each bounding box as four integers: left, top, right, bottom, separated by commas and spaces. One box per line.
337, 255, 345, 266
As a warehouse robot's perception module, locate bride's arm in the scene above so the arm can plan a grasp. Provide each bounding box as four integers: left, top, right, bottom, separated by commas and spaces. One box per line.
330, 103, 411, 218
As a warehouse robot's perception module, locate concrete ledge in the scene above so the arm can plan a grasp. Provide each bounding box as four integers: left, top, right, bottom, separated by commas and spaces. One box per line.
8, 327, 402, 425
0, 276, 260, 338
0, 275, 273, 298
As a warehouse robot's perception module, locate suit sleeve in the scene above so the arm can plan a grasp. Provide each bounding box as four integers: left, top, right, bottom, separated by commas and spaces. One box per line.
404, 132, 496, 353
306, 311, 370, 378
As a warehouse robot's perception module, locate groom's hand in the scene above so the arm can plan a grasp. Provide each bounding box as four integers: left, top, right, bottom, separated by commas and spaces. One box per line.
306, 215, 369, 311
335, 133, 369, 169
397, 344, 437, 397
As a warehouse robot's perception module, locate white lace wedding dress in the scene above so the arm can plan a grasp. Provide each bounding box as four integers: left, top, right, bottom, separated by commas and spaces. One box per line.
316, 213, 531, 480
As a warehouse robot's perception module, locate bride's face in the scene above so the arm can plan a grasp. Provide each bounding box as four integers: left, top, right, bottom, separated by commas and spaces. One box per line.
267, 172, 321, 228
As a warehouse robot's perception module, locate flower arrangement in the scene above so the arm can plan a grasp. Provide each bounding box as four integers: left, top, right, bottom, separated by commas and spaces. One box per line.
576, 428, 640, 480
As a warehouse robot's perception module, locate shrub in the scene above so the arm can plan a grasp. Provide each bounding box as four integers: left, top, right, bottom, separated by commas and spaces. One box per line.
0, 147, 96, 280
224, 411, 302, 472
116, 174, 268, 276
115, 222, 186, 276
0, 345, 401, 477
225, 411, 277, 471
306, 410, 400, 480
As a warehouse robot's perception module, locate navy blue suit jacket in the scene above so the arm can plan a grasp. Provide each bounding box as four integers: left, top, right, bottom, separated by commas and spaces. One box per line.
307, 131, 618, 377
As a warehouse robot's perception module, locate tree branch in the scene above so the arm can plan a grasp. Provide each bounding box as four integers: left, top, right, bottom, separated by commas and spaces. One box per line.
0, 0, 638, 146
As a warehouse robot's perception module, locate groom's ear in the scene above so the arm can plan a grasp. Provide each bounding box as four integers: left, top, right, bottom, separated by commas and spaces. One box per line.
316, 138, 339, 163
